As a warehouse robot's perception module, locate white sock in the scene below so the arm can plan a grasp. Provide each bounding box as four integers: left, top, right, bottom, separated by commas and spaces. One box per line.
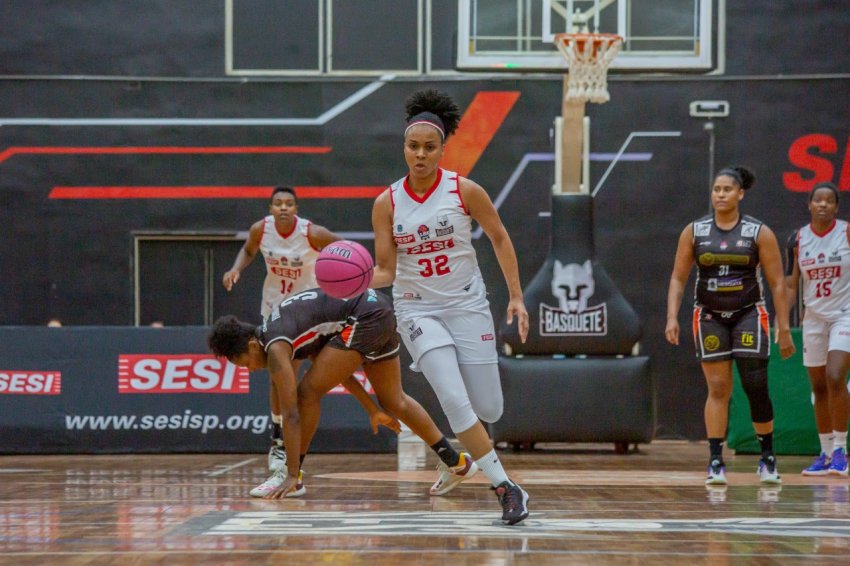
475, 449, 509, 487
820, 433, 834, 455
833, 431, 847, 453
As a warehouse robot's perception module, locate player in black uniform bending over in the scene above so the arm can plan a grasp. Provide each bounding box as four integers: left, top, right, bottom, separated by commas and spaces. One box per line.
208, 287, 477, 500
666, 166, 795, 485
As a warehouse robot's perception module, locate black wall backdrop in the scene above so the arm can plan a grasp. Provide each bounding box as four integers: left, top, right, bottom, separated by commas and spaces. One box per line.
1, 1, 848, 440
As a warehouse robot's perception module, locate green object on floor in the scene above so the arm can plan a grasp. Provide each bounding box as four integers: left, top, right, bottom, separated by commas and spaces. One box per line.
727, 329, 822, 455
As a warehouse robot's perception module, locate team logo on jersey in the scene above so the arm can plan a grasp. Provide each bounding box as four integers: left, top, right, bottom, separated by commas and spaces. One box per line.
396, 224, 404, 233
703, 335, 720, 351
394, 234, 415, 245
741, 332, 754, 347
438, 214, 449, 227
279, 256, 289, 266
694, 223, 712, 237
417, 225, 431, 240
539, 260, 607, 336
741, 223, 758, 238
436, 225, 454, 236
818, 253, 826, 263
736, 240, 751, 248
801, 258, 815, 266
408, 324, 423, 341
291, 255, 303, 267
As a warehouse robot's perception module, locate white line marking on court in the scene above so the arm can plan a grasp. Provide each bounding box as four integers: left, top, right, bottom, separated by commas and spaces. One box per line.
0, 76, 394, 127
203, 458, 256, 477
0, 469, 49, 473
200, 511, 850, 539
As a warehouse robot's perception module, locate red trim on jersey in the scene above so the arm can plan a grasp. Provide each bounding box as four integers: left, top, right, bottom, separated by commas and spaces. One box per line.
340, 324, 356, 347
692, 306, 701, 349
403, 168, 443, 204
449, 174, 469, 215
388, 187, 396, 213
756, 303, 770, 337
846, 221, 850, 247
811, 218, 837, 238
276, 215, 299, 239
291, 330, 319, 353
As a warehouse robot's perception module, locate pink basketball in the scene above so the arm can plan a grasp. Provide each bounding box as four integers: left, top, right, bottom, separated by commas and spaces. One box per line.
315, 240, 374, 299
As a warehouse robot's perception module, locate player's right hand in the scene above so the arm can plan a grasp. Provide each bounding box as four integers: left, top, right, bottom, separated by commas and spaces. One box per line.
222, 270, 240, 291
665, 318, 679, 346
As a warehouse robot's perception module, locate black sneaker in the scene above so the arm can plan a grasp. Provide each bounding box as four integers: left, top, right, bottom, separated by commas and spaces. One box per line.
495, 480, 529, 525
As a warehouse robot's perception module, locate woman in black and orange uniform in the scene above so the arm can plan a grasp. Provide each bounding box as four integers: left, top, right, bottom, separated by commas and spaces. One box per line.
666, 166, 795, 485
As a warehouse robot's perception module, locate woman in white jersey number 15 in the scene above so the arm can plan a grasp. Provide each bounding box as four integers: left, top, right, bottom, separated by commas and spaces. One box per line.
371, 89, 531, 525
786, 182, 850, 477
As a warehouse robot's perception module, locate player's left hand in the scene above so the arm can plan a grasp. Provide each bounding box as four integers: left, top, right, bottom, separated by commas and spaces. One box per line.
370, 411, 401, 435
506, 298, 529, 343
777, 328, 795, 360
264, 472, 300, 499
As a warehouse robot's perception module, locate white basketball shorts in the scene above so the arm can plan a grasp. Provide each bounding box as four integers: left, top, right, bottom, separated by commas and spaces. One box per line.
396, 306, 498, 371
802, 312, 850, 367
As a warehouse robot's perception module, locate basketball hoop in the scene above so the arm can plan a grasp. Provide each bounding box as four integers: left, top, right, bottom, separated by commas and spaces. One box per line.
554, 32, 623, 104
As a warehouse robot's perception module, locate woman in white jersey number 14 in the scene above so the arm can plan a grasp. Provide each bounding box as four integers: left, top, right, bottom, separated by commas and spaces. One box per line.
371, 89, 531, 525
786, 181, 850, 477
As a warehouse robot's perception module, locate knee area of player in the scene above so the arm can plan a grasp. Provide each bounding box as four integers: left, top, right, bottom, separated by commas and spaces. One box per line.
472, 402, 503, 424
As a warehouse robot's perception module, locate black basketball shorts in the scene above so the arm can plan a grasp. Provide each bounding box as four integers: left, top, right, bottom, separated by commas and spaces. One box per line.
692, 302, 771, 361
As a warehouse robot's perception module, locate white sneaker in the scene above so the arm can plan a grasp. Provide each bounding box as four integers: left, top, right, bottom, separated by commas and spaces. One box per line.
758, 456, 782, 484
705, 459, 727, 485
268, 444, 286, 472
249, 470, 306, 498
430, 452, 478, 496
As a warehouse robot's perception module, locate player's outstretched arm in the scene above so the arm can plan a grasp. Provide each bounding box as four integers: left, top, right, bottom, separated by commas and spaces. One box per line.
461, 178, 529, 343
370, 189, 398, 289
265, 341, 302, 498
223, 220, 263, 291
308, 223, 342, 250
342, 375, 401, 434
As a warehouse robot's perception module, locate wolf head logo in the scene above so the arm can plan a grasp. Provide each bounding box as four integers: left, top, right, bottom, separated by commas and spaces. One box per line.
551, 259, 595, 313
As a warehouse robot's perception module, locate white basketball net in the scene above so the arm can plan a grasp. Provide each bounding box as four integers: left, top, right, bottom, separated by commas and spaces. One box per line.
556, 34, 623, 104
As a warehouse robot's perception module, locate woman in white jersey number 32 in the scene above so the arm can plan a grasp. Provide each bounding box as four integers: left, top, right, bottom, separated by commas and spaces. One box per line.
371, 89, 531, 525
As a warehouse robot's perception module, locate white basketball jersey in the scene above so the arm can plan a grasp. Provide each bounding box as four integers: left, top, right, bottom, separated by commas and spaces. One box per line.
797, 219, 850, 321
259, 215, 319, 317
390, 168, 486, 312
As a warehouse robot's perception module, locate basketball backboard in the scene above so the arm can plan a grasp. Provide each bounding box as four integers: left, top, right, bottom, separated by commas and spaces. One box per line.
458, 0, 716, 72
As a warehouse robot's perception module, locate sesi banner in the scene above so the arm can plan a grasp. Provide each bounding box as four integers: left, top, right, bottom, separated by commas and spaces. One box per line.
0, 326, 396, 454
0, 371, 61, 395
117, 355, 249, 394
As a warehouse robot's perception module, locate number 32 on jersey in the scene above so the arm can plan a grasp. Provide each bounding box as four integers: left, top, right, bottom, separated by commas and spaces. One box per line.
418, 255, 450, 277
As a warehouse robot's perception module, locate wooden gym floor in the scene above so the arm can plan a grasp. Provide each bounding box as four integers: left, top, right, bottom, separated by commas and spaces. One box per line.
1, 440, 849, 564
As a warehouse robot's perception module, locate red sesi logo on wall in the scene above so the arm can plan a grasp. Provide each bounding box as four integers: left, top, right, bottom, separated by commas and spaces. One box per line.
118, 355, 249, 394
0, 371, 62, 395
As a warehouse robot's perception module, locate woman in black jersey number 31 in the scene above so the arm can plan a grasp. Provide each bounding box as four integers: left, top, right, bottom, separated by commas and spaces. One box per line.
666, 166, 795, 486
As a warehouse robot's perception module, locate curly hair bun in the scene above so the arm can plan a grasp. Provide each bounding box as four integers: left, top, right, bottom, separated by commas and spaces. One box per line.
404, 89, 461, 137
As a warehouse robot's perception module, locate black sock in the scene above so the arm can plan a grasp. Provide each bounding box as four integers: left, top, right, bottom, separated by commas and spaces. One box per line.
708, 438, 724, 463
271, 422, 282, 443
299, 454, 306, 466
757, 432, 774, 459
430, 437, 460, 467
